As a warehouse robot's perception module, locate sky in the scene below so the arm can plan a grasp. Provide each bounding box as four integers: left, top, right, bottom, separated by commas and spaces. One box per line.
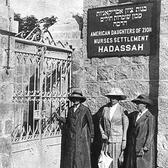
10, 0, 83, 19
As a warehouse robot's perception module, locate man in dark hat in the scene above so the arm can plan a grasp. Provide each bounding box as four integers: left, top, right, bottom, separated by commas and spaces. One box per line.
57, 88, 94, 168
125, 94, 154, 168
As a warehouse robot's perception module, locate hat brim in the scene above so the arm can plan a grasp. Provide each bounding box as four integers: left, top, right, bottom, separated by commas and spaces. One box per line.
68, 96, 86, 103
131, 99, 153, 105
105, 95, 127, 100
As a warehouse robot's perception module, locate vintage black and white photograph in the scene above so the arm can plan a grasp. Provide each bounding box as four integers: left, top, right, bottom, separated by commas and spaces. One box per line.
0, 0, 164, 168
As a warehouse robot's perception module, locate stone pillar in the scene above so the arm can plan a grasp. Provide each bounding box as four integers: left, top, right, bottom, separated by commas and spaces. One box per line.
157, 0, 168, 167
0, 0, 17, 168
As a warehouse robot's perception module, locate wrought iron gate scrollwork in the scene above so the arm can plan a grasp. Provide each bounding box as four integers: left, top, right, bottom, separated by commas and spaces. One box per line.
12, 44, 71, 143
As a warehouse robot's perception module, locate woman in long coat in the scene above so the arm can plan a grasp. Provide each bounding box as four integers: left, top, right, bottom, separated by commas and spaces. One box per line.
125, 94, 154, 168
58, 88, 94, 168
99, 88, 129, 168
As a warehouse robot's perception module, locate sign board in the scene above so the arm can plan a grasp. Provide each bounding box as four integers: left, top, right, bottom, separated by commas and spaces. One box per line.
87, 2, 156, 58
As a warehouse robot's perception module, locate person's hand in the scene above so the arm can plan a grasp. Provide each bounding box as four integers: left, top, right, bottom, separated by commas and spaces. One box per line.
102, 133, 108, 140
137, 148, 144, 157
55, 112, 60, 119
121, 140, 126, 150
55, 113, 66, 123
118, 151, 124, 167
143, 146, 148, 152
91, 137, 94, 143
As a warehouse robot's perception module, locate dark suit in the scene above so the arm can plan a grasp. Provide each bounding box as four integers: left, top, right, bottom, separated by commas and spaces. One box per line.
125, 110, 154, 168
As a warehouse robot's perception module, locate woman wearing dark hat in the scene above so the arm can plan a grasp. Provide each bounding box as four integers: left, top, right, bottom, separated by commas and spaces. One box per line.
125, 94, 154, 168
57, 88, 94, 168
99, 88, 129, 168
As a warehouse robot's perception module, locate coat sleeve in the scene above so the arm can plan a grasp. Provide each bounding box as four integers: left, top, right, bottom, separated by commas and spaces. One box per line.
144, 113, 154, 150
122, 109, 129, 141
57, 116, 66, 123
56, 107, 71, 124
85, 108, 94, 139
99, 108, 105, 137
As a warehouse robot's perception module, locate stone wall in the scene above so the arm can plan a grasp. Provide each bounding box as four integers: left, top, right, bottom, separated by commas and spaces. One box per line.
157, 0, 168, 167
71, 0, 162, 168
83, 0, 159, 113
0, 1, 16, 168
1, 0, 168, 167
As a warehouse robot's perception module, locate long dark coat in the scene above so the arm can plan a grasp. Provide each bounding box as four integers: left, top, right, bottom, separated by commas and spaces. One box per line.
61, 104, 94, 168
125, 110, 154, 168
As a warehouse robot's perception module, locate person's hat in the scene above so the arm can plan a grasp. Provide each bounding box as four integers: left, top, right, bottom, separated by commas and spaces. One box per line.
68, 88, 86, 102
131, 94, 153, 106
105, 88, 126, 100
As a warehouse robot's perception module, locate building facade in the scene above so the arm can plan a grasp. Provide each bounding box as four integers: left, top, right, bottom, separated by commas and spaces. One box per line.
0, 0, 168, 168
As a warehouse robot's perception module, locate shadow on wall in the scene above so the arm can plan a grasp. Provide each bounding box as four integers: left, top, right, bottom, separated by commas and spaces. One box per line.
148, 1, 160, 168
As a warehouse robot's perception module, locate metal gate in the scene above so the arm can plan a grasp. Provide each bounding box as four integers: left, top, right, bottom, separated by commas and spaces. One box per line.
11, 38, 72, 168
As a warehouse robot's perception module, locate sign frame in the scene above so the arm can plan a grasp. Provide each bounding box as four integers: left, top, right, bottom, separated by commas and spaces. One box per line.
87, 2, 157, 58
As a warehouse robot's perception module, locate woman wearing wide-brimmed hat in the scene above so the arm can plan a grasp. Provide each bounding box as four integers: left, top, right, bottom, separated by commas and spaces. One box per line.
99, 87, 129, 168
57, 88, 94, 168
125, 94, 154, 168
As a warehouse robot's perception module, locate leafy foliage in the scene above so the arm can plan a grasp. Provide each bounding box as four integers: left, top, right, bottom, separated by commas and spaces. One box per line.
72, 13, 83, 38
14, 14, 38, 37
39, 16, 57, 29
14, 13, 57, 38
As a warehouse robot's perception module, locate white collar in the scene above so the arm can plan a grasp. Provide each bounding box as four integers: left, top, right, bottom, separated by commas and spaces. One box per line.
139, 109, 148, 115
136, 109, 148, 121
110, 103, 119, 108
73, 104, 80, 111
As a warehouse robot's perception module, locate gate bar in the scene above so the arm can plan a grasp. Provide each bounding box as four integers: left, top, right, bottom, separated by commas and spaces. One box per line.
15, 37, 72, 53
